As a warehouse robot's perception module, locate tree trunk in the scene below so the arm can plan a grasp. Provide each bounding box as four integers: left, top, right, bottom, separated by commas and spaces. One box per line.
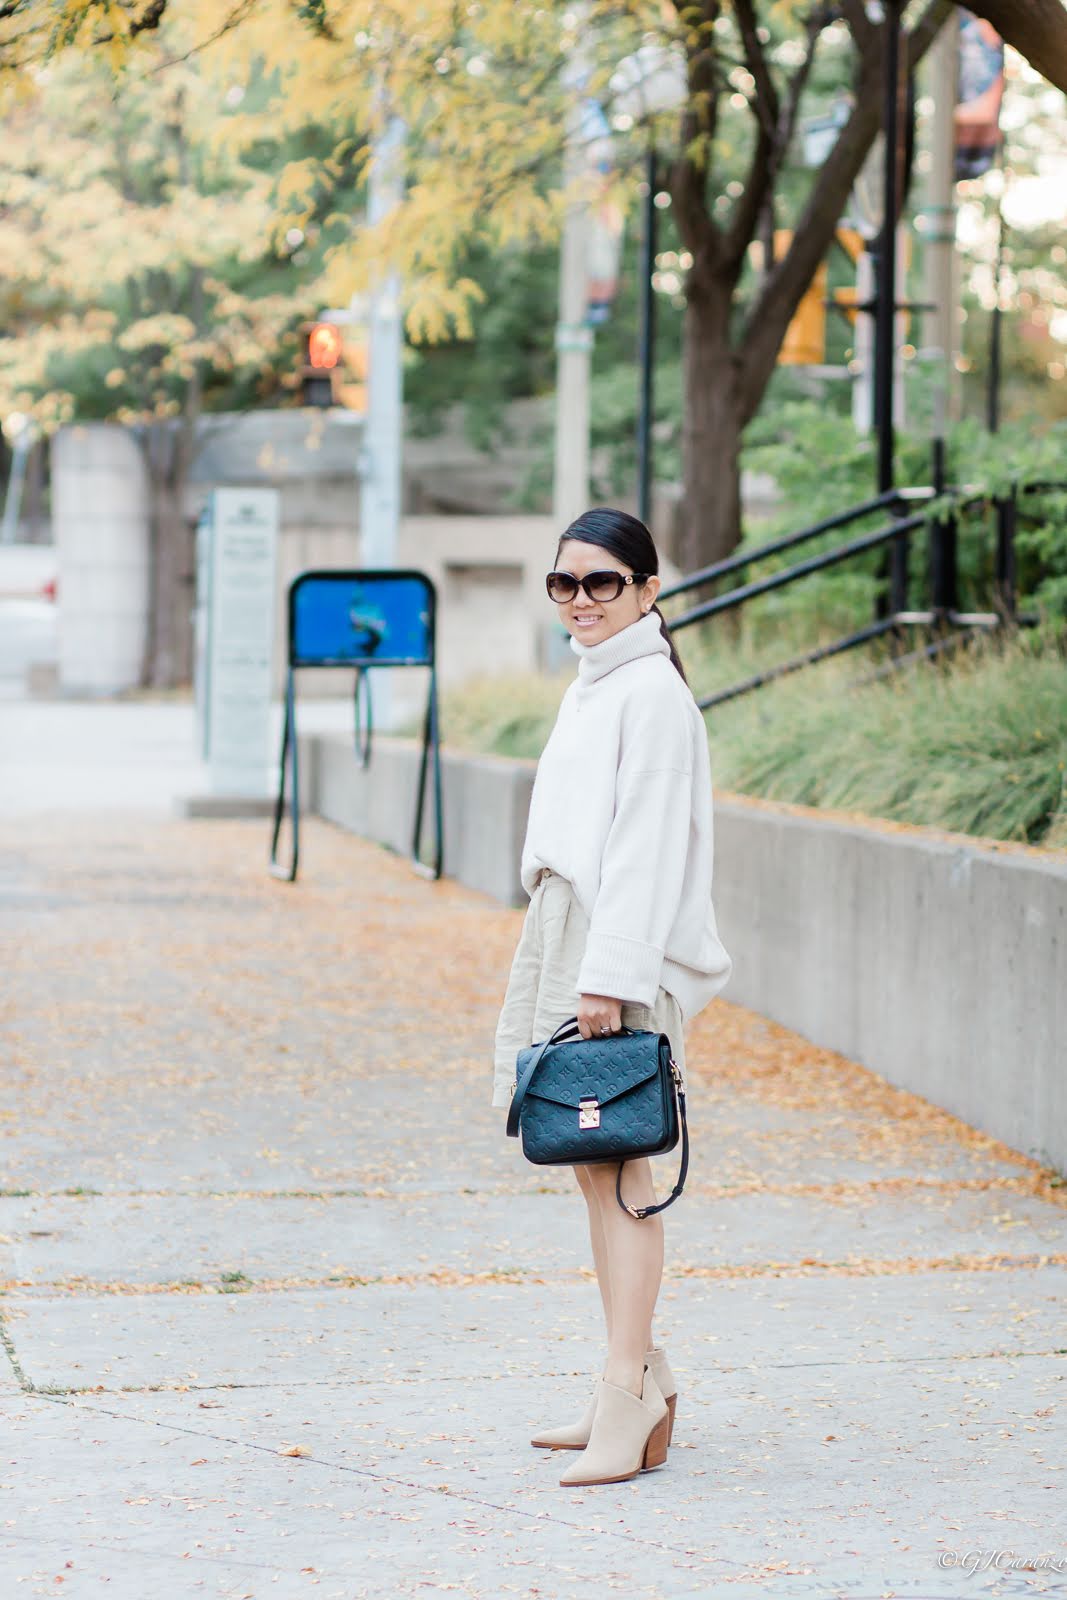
673, 3, 954, 574
146, 475, 194, 688
679, 275, 744, 574
142, 423, 196, 689
137, 91, 201, 691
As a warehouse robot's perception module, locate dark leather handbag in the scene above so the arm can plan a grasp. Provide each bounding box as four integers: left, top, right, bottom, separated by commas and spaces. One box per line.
505, 1017, 689, 1218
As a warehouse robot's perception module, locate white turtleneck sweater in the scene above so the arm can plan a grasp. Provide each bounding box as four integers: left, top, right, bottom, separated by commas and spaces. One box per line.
519, 609, 732, 1020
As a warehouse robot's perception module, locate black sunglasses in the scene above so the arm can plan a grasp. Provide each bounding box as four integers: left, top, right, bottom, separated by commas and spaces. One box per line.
545, 569, 651, 604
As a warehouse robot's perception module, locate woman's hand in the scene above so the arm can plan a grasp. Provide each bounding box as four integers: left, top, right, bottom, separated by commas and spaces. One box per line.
577, 993, 623, 1039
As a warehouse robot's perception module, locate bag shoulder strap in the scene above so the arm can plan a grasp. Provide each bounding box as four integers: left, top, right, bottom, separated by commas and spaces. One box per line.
615, 1077, 689, 1218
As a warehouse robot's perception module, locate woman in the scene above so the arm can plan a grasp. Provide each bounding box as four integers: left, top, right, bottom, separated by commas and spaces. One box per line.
491, 506, 733, 1488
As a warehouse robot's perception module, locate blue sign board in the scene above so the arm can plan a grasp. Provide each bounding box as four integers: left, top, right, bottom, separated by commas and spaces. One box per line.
290, 570, 434, 668
272, 567, 441, 884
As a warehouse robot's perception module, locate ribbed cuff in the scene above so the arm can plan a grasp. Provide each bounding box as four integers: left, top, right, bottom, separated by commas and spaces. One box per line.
576, 932, 663, 1007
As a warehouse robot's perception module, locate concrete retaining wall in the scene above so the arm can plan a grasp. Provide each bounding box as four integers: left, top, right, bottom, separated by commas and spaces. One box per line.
305, 731, 1067, 1176
302, 731, 535, 907
710, 803, 1067, 1178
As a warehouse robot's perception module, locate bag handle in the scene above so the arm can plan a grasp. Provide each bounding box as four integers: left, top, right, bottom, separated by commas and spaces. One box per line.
505, 1015, 583, 1139
506, 1014, 689, 1218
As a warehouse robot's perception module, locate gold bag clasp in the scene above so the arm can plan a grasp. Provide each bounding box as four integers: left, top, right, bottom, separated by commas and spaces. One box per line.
578, 1097, 600, 1129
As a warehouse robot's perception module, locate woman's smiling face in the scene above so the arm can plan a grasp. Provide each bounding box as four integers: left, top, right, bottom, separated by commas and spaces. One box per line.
552, 539, 660, 647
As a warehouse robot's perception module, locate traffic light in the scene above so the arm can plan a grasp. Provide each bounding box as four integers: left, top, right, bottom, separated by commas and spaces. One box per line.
299, 320, 344, 407
748, 231, 827, 366
780, 263, 827, 365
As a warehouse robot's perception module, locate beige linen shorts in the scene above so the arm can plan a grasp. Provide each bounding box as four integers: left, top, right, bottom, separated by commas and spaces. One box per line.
491, 867, 686, 1110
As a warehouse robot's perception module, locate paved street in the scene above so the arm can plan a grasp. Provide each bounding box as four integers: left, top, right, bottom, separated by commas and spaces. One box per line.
1, 704, 1066, 1599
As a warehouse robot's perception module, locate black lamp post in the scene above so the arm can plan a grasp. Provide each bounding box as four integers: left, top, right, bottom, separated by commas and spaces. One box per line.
872, 0, 911, 622
874, 0, 902, 499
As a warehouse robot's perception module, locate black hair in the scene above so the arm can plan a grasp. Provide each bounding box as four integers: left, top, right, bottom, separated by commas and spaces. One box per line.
556, 506, 689, 685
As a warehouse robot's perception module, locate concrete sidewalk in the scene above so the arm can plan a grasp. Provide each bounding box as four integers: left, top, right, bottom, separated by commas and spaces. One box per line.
2, 797, 1066, 1597
0, 695, 355, 816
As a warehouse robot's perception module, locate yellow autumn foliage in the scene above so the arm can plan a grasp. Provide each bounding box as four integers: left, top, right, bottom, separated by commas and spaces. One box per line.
0, 10, 302, 426
4, 0, 689, 347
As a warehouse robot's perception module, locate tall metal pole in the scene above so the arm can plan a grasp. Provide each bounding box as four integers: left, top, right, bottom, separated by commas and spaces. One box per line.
852, 245, 877, 434
361, 110, 405, 729
636, 144, 658, 528
553, 136, 592, 525
920, 16, 960, 433
363, 112, 405, 568
553, 19, 593, 528
987, 189, 1006, 433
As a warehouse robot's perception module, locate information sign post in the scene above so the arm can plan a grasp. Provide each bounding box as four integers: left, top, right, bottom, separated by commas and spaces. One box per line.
269, 568, 441, 883
198, 487, 279, 799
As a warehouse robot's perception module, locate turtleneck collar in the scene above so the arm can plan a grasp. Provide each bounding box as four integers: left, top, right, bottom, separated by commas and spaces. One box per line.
569, 608, 670, 689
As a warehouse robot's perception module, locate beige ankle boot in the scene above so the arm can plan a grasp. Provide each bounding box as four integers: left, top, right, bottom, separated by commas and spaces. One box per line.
646, 1344, 678, 1445
558, 1364, 669, 1487
531, 1344, 676, 1450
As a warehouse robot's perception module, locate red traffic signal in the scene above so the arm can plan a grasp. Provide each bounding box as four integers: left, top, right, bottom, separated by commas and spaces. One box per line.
307, 322, 343, 370
299, 320, 343, 406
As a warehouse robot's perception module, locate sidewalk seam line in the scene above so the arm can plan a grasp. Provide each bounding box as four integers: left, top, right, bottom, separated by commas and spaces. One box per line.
41, 1394, 739, 1563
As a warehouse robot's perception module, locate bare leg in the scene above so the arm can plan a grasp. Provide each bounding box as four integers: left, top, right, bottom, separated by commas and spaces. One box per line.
573, 1164, 612, 1344
583, 1157, 664, 1396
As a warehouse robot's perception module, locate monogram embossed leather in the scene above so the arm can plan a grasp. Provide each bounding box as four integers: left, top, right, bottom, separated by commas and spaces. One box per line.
505, 1018, 690, 1218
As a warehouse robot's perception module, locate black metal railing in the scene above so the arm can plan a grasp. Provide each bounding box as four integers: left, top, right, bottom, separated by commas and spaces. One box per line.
661, 486, 931, 604
659, 479, 1060, 711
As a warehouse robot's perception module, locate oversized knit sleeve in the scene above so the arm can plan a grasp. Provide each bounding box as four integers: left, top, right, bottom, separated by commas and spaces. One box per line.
575, 676, 694, 1006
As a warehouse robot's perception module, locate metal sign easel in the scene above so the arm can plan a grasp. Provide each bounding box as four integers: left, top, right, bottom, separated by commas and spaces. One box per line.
270, 568, 442, 883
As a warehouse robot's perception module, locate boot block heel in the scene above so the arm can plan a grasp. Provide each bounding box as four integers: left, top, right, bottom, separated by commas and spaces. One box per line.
641, 1406, 670, 1470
